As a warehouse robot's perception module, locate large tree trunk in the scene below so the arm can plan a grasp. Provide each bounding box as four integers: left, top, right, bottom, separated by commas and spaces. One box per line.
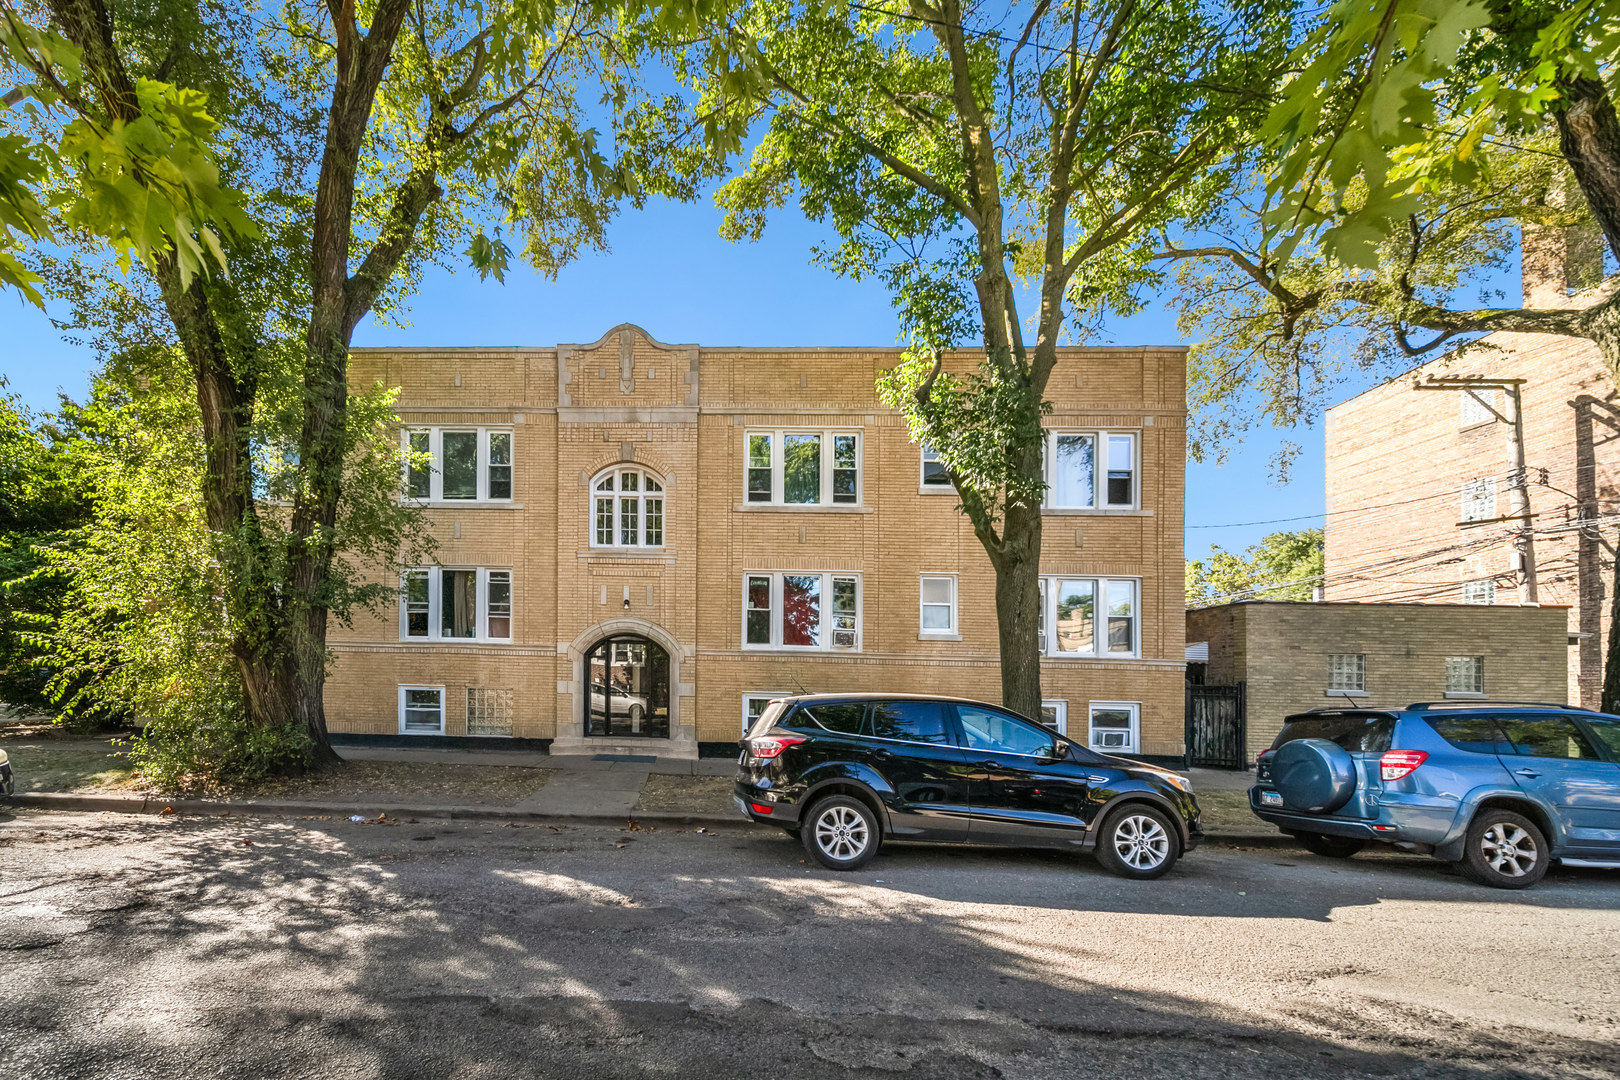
988, 498, 1045, 720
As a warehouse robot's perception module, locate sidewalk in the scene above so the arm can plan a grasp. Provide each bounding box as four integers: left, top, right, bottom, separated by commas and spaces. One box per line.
3, 741, 1285, 845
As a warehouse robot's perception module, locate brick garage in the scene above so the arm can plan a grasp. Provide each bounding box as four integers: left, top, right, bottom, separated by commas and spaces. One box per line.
1187, 601, 1571, 761
325, 323, 1189, 760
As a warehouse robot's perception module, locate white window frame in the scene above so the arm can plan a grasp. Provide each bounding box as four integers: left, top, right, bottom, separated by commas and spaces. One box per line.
1444, 656, 1485, 696
1327, 653, 1367, 692
742, 693, 791, 734
401, 427, 515, 503
399, 566, 513, 643
1087, 701, 1139, 754
1460, 476, 1497, 522
1036, 576, 1140, 658
398, 684, 446, 736
742, 429, 862, 506
1039, 699, 1069, 735
919, 444, 954, 492
918, 573, 958, 637
589, 466, 666, 549
741, 571, 862, 651
1043, 430, 1138, 510
1462, 578, 1497, 605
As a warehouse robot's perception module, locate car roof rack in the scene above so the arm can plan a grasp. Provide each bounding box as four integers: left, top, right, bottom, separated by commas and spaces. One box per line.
1403, 700, 1595, 711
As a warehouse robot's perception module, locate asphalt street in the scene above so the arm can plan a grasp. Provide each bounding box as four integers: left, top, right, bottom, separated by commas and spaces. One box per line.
1, 808, 1617, 1080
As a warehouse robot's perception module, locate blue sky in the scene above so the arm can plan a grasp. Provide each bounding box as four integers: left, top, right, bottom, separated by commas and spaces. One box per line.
1, 193, 1378, 558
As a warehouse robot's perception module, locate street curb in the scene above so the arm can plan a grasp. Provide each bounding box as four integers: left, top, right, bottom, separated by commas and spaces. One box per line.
5, 791, 1304, 848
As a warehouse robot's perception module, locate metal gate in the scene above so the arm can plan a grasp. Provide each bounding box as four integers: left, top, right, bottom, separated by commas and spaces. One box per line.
1185, 682, 1247, 769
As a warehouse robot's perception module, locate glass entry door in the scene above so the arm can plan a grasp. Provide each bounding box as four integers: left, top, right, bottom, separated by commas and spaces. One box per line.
584, 635, 671, 738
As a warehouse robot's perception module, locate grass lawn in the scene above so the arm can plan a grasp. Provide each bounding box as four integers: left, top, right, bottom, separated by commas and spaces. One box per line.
1195, 788, 1260, 831
0, 733, 140, 794
251, 759, 554, 807
635, 774, 735, 816
0, 722, 552, 805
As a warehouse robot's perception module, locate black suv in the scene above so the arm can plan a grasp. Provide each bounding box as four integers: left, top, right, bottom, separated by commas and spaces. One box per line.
734, 693, 1202, 879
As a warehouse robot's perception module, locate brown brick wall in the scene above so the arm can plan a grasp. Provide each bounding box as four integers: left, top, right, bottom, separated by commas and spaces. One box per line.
327, 325, 1188, 755
1188, 602, 1571, 757
1322, 330, 1616, 706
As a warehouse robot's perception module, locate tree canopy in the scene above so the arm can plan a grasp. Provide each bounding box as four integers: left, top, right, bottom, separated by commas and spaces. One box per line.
1186, 528, 1325, 607
672, 0, 1297, 715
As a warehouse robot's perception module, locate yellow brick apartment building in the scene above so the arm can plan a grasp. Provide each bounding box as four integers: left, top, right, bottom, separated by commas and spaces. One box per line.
325, 324, 1188, 759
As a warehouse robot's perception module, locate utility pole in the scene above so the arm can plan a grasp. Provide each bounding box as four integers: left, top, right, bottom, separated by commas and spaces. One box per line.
1415, 375, 1537, 603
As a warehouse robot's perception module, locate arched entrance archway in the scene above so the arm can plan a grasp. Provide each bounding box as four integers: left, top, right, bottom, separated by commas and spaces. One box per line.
583, 634, 671, 739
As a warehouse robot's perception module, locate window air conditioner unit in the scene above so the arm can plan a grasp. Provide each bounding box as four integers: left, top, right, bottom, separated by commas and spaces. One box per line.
832, 629, 858, 649
1094, 731, 1129, 749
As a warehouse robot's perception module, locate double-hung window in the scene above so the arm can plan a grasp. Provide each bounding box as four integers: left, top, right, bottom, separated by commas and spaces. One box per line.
591, 467, 664, 547
1044, 430, 1136, 509
743, 572, 860, 649
920, 444, 953, 489
1036, 576, 1138, 657
400, 567, 513, 642
399, 686, 445, 735
1087, 702, 1139, 753
1460, 477, 1497, 522
403, 427, 514, 502
744, 430, 861, 506
919, 574, 957, 636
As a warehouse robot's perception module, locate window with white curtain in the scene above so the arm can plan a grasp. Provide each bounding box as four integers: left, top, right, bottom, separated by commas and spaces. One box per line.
919, 574, 957, 635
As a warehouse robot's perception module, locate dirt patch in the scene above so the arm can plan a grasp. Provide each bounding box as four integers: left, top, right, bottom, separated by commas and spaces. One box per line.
1195, 789, 1255, 830
634, 774, 734, 816
247, 760, 554, 807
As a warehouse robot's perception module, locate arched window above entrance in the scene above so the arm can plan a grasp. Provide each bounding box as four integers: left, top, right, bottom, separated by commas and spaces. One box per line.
591, 466, 664, 548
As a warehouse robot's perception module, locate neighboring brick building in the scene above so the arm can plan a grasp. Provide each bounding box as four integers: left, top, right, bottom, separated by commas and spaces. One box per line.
1322, 234, 1617, 706
1187, 601, 1571, 760
324, 324, 1188, 759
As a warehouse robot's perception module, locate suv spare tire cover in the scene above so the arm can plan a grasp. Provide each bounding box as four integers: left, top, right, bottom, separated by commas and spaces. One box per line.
1271, 738, 1358, 813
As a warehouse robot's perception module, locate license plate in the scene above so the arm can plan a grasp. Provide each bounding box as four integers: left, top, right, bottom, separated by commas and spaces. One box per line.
1260, 790, 1283, 807
733, 795, 752, 819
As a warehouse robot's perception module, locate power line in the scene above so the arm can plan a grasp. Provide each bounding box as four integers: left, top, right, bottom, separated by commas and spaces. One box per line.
1188, 488, 1452, 530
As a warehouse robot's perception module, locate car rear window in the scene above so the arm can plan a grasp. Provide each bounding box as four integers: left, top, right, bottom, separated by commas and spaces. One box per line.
1272, 713, 1396, 753
1426, 716, 1514, 754
802, 702, 866, 735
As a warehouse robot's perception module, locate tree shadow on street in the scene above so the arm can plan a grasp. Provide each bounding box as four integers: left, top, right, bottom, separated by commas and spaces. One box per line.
0, 814, 1616, 1080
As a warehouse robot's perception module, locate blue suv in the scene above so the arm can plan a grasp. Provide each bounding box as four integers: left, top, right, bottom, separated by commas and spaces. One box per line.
1250, 702, 1620, 888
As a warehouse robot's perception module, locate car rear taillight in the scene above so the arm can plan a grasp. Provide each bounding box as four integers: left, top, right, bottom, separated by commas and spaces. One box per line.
749, 736, 806, 761
1379, 749, 1428, 781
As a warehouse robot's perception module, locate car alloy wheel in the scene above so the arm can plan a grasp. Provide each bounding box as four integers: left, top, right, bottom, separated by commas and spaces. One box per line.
1095, 804, 1179, 880
800, 794, 879, 870
1112, 813, 1170, 871
1458, 809, 1548, 889
815, 806, 869, 862
1480, 822, 1538, 878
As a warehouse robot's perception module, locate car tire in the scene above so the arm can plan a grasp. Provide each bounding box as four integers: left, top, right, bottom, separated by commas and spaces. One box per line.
1296, 832, 1366, 859
801, 795, 879, 871
1458, 809, 1549, 889
1094, 804, 1179, 880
